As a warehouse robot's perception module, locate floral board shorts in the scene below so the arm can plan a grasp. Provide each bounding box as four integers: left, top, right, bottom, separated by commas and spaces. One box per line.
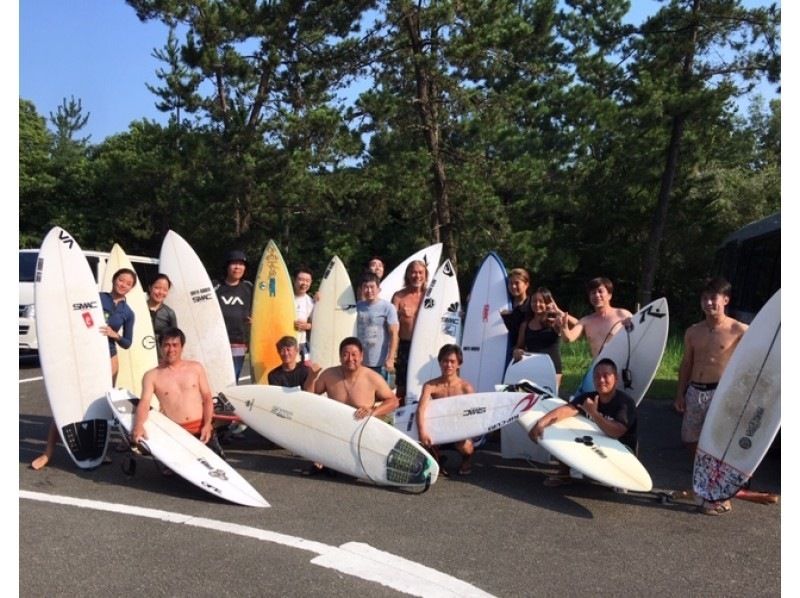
681, 383, 717, 443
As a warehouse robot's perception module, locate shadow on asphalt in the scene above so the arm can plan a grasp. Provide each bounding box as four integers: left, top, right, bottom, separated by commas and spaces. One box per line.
19, 352, 40, 369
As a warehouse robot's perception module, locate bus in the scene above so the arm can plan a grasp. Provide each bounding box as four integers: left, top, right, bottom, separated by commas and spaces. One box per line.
714, 212, 780, 323
19, 248, 159, 351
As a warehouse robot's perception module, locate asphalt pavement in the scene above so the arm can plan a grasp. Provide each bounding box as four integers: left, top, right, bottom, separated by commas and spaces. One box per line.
19, 354, 781, 597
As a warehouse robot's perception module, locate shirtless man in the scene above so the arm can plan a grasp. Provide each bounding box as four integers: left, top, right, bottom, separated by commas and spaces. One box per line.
131, 328, 217, 453
417, 344, 476, 476
560, 277, 633, 357
314, 337, 399, 419
673, 277, 748, 516
391, 260, 428, 401
311, 337, 399, 475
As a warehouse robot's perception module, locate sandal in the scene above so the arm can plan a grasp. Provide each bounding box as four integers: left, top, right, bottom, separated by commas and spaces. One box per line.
700, 500, 732, 516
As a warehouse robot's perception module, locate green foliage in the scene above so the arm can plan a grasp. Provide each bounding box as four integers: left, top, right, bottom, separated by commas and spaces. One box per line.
19, 1, 780, 330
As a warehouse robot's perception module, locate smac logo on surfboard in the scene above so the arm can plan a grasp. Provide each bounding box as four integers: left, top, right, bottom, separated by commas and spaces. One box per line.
72, 301, 98, 310
191, 287, 213, 302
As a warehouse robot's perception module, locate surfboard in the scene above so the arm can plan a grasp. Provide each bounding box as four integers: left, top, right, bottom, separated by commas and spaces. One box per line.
500, 354, 558, 461
106, 388, 268, 507
222, 385, 439, 488
35, 226, 113, 469
503, 354, 558, 394
517, 397, 653, 492
309, 256, 357, 371
404, 260, 461, 402
393, 389, 548, 444
100, 243, 158, 397
378, 243, 443, 302
159, 231, 235, 395
250, 240, 296, 384
573, 297, 669, 405
460, 253, 511, 392
693, 289, 781, 502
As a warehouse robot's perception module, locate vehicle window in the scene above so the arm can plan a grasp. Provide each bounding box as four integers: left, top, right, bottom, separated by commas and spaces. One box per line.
19, 252, 38, 282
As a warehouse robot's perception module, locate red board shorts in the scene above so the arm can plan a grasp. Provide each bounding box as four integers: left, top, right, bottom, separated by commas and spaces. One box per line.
180, 419, 204, 437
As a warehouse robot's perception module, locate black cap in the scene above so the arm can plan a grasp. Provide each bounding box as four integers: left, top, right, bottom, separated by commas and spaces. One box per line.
226, 249, 248, 264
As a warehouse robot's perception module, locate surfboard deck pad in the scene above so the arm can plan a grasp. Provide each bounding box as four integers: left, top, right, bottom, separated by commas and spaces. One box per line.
61, 419, 109, 463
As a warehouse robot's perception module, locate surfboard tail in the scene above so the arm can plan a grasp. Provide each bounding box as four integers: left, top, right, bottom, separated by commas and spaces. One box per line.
693, 449, 749, 502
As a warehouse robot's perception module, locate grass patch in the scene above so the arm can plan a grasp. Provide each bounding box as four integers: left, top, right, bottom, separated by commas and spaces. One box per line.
558, 334, 685, 401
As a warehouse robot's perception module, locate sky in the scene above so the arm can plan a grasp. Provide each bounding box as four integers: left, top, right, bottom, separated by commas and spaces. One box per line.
19, 0, 782, 143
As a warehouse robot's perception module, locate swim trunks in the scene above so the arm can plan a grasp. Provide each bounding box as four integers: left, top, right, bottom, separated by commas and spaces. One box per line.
681, 382, 718, 443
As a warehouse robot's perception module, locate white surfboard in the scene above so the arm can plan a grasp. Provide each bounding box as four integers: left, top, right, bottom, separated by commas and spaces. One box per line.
404, 260, 462, 402
393, 389, 548, 444
503, 353, 558, 394
159, 231, 236, 395
35, 226, 113, 469
460, 253, 511, 392
574, 297, 669, 405
517, 397, 653, 492
309, 256, 357, 371
501, 354, 558, 462
379, 243, 443, 301
100, 243, 158, 397
106, 389, 268, 507
693, 289, 781, 502
222, 385, 439, 488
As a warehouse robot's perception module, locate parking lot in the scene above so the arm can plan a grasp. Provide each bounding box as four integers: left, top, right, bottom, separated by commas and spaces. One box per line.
19, 354, 781, 597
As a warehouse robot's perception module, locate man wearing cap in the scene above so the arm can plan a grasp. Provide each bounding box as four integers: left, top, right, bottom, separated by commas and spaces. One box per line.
214, 249, 253, 383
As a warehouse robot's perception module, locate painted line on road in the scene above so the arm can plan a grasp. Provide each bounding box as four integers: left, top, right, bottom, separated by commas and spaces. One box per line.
20, 490, 494, 597
19, 376, 43, 384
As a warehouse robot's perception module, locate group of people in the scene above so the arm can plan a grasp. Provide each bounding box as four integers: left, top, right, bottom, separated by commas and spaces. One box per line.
31, 247, 752, 517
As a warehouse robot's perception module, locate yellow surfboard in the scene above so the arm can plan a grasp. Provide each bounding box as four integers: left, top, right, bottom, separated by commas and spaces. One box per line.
100, 243, 158, 398
250, 240, 296, 384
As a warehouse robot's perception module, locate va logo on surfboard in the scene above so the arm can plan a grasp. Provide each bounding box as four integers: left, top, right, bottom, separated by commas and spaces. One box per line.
58, 229, 75, 249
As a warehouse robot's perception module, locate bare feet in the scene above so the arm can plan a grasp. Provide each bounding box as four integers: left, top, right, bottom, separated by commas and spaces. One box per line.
31, 453, 50, 471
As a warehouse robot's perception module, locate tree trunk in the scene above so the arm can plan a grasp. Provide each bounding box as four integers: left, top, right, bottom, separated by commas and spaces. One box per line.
639, 0, 700, 305
402, 7, 457, 271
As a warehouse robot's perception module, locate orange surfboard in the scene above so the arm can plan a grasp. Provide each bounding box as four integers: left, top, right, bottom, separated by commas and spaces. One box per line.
250, 240, 296, 384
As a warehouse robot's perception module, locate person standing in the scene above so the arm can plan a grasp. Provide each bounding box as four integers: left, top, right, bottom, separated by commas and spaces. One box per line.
559, 277, 632, 358
500, 267, 532, 340
215, 250, 253, 383
673, 277, 748, 516
356, 272, 399, 382
391, 260, 428, 401
146, 273, 177, 354
293, 267, 315, 362
512, 287, 575, 389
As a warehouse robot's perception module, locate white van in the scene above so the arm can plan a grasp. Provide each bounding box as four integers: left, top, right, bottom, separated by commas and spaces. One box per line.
19, 248, 159, 351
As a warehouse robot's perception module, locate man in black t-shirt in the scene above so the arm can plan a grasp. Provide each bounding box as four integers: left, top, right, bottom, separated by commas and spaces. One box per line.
528, 358, 637, 486
267, 336, 320, 390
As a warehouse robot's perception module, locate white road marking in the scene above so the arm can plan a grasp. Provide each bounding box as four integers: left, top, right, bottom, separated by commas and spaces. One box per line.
20, 490, 494, 597
19, 376, 44, 384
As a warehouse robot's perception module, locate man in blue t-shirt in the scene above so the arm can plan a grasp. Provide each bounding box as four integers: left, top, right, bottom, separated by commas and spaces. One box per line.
356, 272, 399, 380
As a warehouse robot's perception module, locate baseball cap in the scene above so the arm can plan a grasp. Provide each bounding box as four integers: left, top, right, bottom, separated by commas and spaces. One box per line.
226, 249, 248, 264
